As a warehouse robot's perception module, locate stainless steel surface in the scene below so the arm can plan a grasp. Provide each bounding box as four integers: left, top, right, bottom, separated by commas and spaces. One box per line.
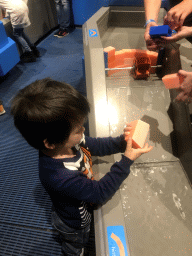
120, 161, 192, 256
83, 6, 192, 256
101, 25, 178, 164
105, 72, 177, 164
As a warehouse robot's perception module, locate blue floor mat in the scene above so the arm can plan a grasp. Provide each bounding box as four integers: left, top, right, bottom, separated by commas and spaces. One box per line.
0, 27, 88, 254
0, 223, 62, 256
0, 110, 53, 229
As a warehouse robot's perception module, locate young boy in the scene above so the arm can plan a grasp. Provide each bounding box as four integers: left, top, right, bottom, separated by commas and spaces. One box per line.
11, 78, 153, 256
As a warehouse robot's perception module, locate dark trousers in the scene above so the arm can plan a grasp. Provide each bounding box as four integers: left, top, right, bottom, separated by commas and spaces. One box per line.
52, 211, 92, 256
12, 28, 33, 53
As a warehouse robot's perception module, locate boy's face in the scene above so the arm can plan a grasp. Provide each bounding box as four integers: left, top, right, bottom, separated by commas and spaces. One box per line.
65, 119, 85, 149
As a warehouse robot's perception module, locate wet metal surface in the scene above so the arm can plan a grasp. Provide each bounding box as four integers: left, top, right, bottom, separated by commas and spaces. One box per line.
106, 76, 176, 163
83, 8, 192, 255
100, 26, 192, 255
120, 161, 192, 256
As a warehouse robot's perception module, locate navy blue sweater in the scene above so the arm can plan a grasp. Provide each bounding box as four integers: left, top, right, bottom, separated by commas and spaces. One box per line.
39, 135, 134, 229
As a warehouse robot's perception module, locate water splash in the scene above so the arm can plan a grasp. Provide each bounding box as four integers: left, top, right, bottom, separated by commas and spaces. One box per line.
147, 104, 153, 111
172, 193, 186, 220
160, 167, 167, 173
161, 155, 167, 160
132, 168, 140, 176
149, 169, 154, 174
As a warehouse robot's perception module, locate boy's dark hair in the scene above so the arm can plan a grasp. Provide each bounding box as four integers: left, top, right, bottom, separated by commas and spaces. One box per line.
11, 78, 90, 150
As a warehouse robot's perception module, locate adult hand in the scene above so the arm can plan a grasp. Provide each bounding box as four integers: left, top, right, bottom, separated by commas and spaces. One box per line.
164, 0, 192, 28
175, 70, 192, 103
124, 136, 153, 161
161, 26, 192, 44
144, 22, 163, 51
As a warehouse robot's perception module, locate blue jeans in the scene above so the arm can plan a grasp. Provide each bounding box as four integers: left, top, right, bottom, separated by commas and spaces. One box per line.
52, 211, 91, 256
54, 0, 71, 30
12, 28, 33, 53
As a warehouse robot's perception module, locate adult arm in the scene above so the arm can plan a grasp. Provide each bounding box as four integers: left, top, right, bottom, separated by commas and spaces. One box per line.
144, 0, 162, 50
144, 0, 161, 22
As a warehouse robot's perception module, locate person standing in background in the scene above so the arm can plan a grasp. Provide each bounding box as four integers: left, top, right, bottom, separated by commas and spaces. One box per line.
0, 0, 40, 62
54, 0, 72, 38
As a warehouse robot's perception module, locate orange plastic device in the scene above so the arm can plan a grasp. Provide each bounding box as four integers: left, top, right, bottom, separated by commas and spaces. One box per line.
132, 56, 151, 80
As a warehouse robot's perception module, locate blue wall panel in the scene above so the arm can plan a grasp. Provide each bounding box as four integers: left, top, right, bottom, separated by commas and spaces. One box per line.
72, 0, 109, 25
72, 0, 169, 25
109, 0, 168, 7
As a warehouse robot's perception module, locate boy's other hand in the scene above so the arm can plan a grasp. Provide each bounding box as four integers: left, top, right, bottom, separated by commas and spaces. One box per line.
123, 123, 132, 140
124, 136, 153, 161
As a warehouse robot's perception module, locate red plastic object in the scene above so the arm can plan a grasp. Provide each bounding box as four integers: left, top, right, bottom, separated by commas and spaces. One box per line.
133, 56, 151, 80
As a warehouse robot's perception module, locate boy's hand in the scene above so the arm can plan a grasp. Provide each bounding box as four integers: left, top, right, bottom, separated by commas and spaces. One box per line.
124, 136, 153, 161
123, 123, 132, 140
